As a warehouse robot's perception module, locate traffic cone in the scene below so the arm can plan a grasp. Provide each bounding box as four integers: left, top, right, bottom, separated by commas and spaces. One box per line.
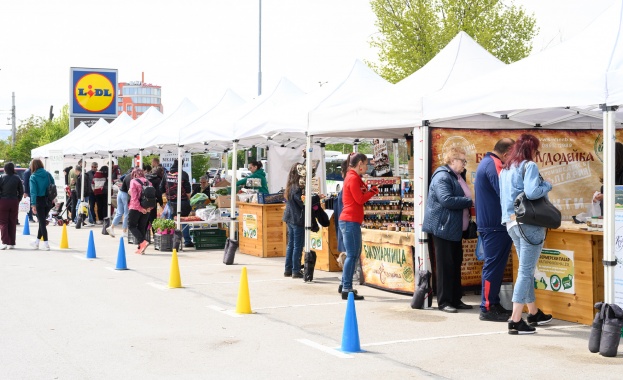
60, 223, 69, 249
115, 237, 128, 270
22, 215, 30, 235
340, 292, 363, 353
168, 249, 182, 288
235, 267, 252, 314
86, 230, 96, 259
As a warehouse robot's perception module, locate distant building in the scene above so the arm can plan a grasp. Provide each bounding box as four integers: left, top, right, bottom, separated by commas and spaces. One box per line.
117, 72, 163, 119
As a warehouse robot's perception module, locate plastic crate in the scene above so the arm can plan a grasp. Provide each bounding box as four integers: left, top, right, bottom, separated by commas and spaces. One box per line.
191, 229, 227, 250
127, 233, 137, 245
154, 233, 173, 252
257, 192, 285, 204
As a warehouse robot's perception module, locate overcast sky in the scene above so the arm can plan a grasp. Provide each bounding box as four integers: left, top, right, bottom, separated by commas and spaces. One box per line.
0, 0, 617, 128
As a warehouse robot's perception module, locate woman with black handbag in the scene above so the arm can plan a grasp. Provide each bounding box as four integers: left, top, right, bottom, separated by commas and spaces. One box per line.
422, 146, 474, 313
500, 134, 554, 335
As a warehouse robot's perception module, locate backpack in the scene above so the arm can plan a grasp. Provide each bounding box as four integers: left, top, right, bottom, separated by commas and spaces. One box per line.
136, 179, 157, 209
47, 173, 57, 204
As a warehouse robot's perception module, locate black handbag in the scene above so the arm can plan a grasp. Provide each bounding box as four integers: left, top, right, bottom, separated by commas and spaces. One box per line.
514, 162, 561, 244
462, 209, 478, 240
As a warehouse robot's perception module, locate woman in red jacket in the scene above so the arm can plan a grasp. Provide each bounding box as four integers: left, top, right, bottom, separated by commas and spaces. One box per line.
339, 153, 379, 300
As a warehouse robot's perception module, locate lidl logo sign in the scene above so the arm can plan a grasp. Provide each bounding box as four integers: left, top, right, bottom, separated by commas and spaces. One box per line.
70, 68, 117, 116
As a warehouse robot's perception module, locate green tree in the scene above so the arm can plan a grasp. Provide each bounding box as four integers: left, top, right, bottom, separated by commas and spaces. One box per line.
369, 0, 538, 83
5, 105, 70, 166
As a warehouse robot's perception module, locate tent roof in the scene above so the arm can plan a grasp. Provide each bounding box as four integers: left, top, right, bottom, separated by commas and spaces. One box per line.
423, 1, 623, 122
31, 122, 91, 158
307, 32, 505, 138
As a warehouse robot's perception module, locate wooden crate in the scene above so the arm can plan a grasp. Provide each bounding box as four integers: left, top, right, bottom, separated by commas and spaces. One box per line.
512, 228, 603, 325
238, 203, 286, 258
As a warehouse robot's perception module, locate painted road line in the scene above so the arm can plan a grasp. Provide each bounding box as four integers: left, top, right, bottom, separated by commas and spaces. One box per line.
188, 278, 291, 286
297, 339, 354, 359
73, 255, 89, 261
358, 324, 586, 348
147, 282, 169, 291
253, 301, 344, 311
208, 305, 243, 318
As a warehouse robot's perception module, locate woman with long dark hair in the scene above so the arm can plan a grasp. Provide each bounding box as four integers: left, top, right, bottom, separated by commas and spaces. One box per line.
500, 134, 553, 334
282, 163, 306, 278
339, 153, 378, 300
29, 159, 55, 251
0, 162, 24, 249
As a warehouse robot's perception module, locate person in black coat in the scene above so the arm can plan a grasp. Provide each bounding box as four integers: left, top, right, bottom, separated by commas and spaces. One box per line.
0, 162, 25, 249
282, 163, 306, 278
23, 167, 35, 222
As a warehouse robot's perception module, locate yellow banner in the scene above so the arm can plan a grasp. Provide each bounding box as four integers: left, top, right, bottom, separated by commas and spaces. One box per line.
361, 240, 415, 294
430, 128, 620, 222
242, 213, 258, 239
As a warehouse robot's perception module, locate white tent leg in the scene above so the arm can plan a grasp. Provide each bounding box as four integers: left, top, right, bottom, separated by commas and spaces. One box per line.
416, 124, 430, 273
138, 149, 143, 169
176, 146, 182, 231
319, 143, 327, 195
107, 152, 112, 219
230, 141, 239, 240
602, 106, 617, 304
304, 134, 313, 257
80, 154, 86, 202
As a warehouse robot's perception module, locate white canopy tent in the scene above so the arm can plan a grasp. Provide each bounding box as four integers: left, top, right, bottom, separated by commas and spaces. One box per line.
31, 122, 91, 158
421, 1, 623, 305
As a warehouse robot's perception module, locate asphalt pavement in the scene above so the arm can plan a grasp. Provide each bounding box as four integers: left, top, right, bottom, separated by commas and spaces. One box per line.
0, 214, 621, 379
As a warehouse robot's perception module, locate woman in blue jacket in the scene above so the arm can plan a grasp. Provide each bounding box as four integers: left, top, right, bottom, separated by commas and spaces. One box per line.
29, 159, 55, 251
500, 134, 553, 335
422, 146, 473, 313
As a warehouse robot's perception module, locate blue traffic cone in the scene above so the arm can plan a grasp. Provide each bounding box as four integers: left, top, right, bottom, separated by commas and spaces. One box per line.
86, 230, 96, 259
115, 237, 128, 270
22, 215, 30, 235
340, 292, 363, 353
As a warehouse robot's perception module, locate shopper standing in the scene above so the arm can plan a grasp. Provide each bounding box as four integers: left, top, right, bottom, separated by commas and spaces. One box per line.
68, 160, 82, 224
282, 163, 306, 278
107, 168, 133, 238
0, 162, 24, 249
128, 168, 152, 254
500, 133, 553, 334
92, 165, 109, 224
422, 146, 474, 313
29, 159, 54, 251
475, 138, 515, 322
339, 153, 378, 301
86, 162, 98, 225
23, 166, 35, 223
160, 159, 193, 247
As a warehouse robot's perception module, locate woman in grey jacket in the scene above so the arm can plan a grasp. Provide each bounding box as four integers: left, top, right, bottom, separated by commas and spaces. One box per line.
282, 163, 305, 278
422, 147, 473, 313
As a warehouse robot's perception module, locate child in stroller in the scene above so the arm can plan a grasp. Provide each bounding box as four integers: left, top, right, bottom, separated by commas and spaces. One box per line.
47, 187, 73, 226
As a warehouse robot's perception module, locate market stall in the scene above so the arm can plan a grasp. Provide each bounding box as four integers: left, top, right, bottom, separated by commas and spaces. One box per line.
512, 221, 603, 325
238, 202, 286, 258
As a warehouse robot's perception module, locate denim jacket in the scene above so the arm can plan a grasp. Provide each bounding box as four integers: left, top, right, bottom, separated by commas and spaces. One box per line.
499, 160, 552, 225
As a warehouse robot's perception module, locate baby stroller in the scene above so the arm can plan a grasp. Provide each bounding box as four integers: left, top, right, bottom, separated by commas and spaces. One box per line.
47, 200, 71, 226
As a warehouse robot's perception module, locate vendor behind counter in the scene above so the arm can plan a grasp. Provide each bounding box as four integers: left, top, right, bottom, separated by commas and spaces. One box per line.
236, 160, 269, 194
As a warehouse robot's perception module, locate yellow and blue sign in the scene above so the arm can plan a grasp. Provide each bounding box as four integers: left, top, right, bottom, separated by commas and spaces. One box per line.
70, 68, 117, 116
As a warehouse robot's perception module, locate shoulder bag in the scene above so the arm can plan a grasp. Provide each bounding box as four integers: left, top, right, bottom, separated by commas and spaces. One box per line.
514, 161, 561, 244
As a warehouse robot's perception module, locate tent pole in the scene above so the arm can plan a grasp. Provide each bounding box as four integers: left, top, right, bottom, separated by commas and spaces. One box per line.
230, 141, 239, 240
416, 123, 430, 273
601, 105, 618, 304
138, 149, 143, 169
304, 133, 313, 262
80, 154, 86, 202
393, 138, 399, 176
107, 152, 112, 219
176, 146, 182, 232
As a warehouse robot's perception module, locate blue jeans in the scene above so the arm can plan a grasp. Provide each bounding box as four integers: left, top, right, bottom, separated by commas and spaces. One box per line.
284, 224, 304, 274
112, 191, 129, 229
339, 220, 362, 292
182, 223, 191, 244
508, 224, 546, 304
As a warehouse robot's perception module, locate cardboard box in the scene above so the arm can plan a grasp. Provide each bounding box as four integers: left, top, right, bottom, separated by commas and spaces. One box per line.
213, 179, 231, 187
216, 195, 231, 208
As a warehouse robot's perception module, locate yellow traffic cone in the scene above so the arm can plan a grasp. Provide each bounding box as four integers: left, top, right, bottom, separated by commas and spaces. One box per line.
236, 267, 252, 314
168, 249, 182, 288
60, 223, 69, 249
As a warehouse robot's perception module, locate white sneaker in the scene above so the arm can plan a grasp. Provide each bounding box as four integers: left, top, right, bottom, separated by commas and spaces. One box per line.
41, 241, 50, 251
106, 226, 115, 237
8, 245, 15, 250
69, 222, 76, 227
30, 240, 39, 250
86, 222, 95, 227
0, 245, 7, 250
96, 220, 103, 225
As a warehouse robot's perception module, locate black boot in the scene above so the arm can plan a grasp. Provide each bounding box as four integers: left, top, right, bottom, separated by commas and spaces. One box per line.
342, 291, 364, 300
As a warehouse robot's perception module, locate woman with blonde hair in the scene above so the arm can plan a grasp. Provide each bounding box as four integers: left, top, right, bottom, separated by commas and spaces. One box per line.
422, 146, 474, 313
29, 158, 55, 251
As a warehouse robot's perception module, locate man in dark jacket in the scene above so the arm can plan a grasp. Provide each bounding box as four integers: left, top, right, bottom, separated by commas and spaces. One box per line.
161, 160, 193, 247
475, 138, 515, 322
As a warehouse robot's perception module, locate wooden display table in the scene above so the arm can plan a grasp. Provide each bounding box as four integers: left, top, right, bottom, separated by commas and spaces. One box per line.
238, 203, 286, 258
512, 221, 603, 325
360, 229, 416, 295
